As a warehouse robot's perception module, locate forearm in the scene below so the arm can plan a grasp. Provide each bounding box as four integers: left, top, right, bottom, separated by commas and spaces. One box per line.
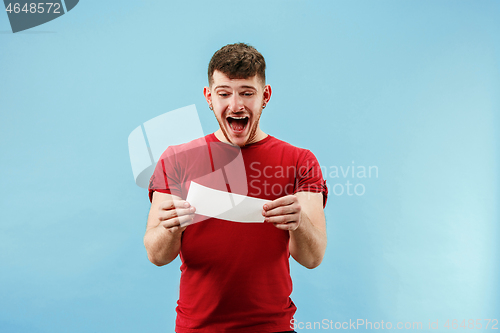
289, 211, 327, 269
144, 226, 183, 266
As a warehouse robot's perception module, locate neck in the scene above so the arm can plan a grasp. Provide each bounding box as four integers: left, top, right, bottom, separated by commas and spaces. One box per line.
214, 128, 268, 146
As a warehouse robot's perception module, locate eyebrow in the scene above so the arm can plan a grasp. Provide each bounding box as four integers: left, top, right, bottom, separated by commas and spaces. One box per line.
214, 85, 257, 90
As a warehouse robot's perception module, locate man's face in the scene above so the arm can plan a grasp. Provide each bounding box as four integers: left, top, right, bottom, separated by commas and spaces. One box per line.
204, 70, 271, 147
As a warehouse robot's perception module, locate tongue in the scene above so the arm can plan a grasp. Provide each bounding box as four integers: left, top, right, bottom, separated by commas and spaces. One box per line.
231, 119, 246, 131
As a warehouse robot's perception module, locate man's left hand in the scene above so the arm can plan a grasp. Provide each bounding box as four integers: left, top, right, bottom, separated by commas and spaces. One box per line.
262, 195, 302, 231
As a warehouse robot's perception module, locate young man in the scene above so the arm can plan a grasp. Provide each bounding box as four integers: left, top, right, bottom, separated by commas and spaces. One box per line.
145, 43, 328, 333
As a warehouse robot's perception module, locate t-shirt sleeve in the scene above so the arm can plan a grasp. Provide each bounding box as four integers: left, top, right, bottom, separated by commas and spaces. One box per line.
296, 150, 328, 208
148, 147, 183, 202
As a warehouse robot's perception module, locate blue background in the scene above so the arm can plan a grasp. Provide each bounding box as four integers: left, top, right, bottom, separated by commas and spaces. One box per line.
1, 1, 498, 332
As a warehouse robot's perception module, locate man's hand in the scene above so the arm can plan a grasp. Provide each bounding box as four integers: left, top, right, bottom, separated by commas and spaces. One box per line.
262, 195, 302, 231
144, 192, 196, 266
157, 199, 196, 234
263, 192, 326, 269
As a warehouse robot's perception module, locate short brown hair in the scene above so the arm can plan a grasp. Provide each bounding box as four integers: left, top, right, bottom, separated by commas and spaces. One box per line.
208, 43, 266, 86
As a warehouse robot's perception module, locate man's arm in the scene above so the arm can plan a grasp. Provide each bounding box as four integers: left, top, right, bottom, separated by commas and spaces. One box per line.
262, 192, 326, 269
144, 191, 195, 266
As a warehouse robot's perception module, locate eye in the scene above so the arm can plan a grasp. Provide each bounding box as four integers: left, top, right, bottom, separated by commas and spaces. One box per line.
218, 93, 230, 97
242, 92, 254, 97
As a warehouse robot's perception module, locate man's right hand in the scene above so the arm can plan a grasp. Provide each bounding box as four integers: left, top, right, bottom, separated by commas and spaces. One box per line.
144, 192, 196, 266
157, 199, 196, 233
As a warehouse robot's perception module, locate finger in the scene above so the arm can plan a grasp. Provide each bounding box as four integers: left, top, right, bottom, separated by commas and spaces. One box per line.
264, 214, 298, 224
263, 195, 297, 211
158, 207, 196, 221
263, 204, 298, 217
161, 214, 195, 229
273, 221, 299, 231
159, 200, 192, 211
179, 216, 196, 228
167, 224, 188, 234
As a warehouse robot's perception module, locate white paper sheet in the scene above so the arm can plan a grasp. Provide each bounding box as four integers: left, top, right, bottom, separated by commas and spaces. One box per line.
185, 181, 271, 225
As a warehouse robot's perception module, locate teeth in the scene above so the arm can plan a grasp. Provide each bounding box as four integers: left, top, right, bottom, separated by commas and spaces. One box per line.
229, 116, 247, 119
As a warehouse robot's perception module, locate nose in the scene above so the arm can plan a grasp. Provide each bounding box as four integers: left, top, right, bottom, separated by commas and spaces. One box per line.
228, 94, 244, 113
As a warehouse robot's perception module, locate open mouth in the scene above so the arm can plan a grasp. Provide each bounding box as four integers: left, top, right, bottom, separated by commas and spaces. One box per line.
227, 116, 249, 133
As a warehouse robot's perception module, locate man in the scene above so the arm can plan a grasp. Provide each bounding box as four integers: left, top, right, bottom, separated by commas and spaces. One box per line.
145, 43, 328, 332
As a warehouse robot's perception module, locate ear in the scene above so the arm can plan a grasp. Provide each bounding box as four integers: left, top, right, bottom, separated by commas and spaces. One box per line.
203, 86, 212, 108
263, 84, 272, 104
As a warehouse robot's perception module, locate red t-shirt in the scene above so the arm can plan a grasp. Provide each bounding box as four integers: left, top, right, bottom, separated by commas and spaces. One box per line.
149, 133, 327, 333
